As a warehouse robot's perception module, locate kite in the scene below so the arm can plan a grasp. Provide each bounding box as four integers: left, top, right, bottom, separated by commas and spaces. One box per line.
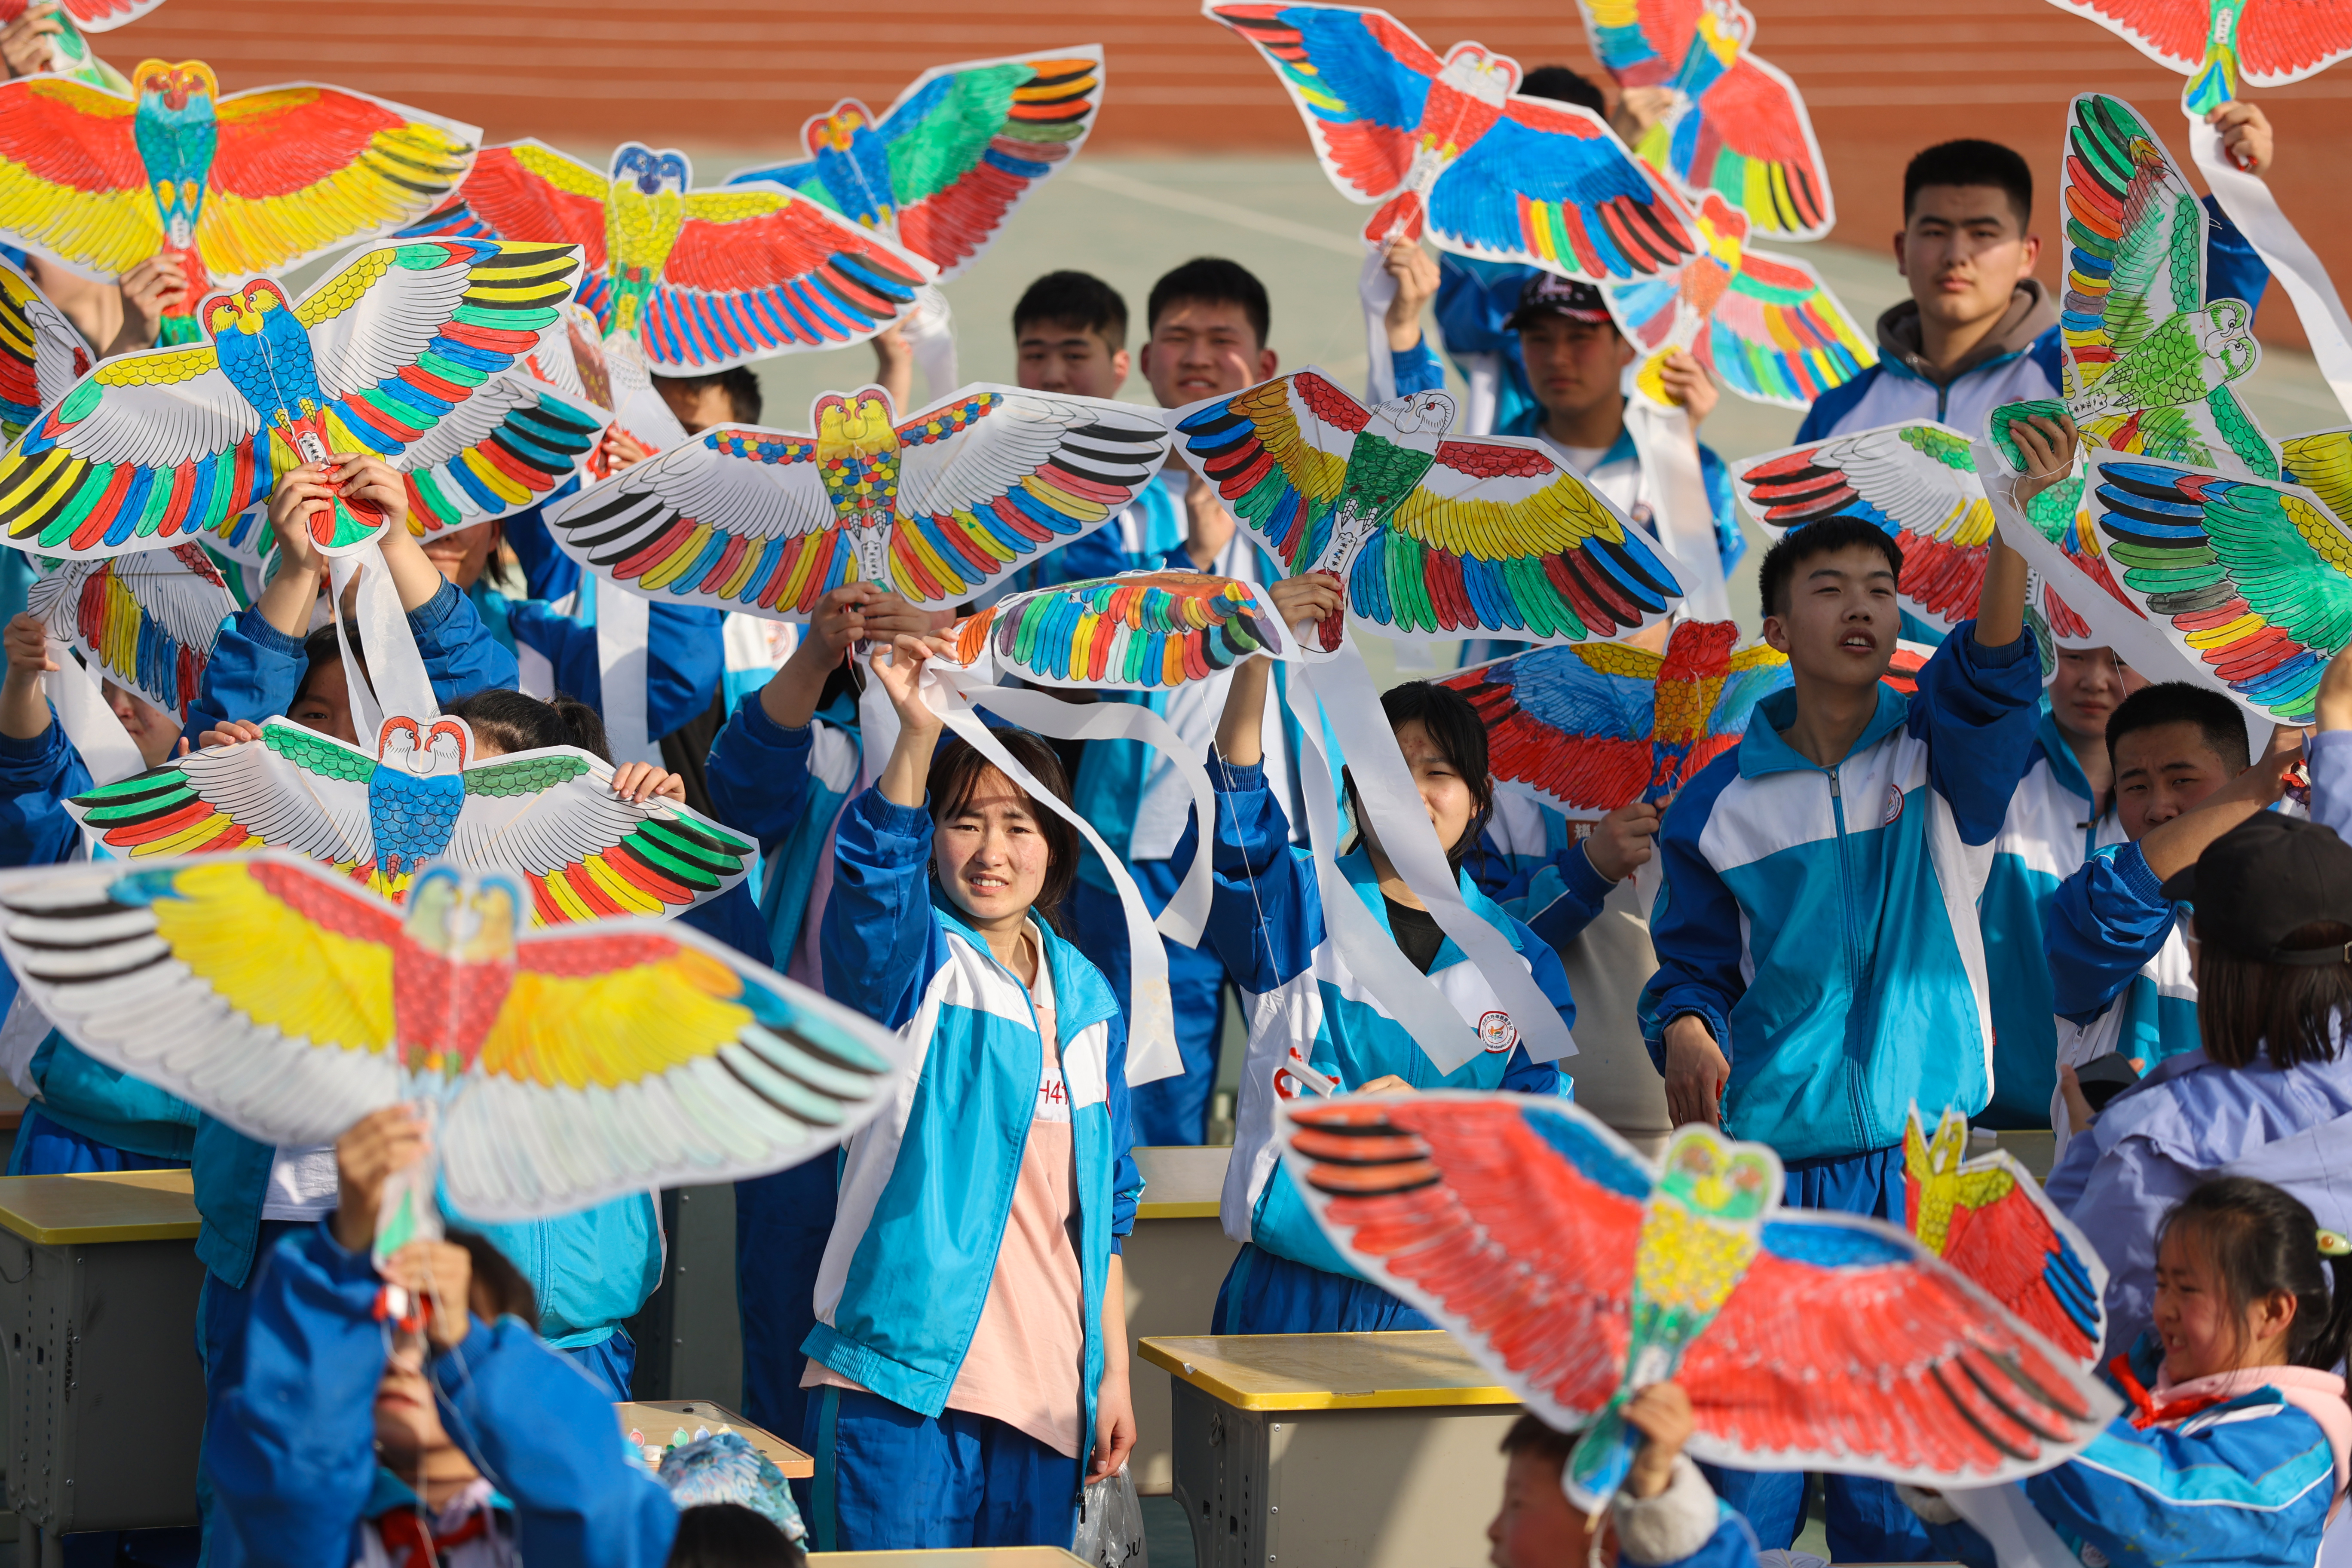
0, 61, 478, 345
0, 0, 162, 90
0, 239, 602, 560
1576, 0, 1834, 239
542, 383, 1173, 621
1171, 369, 1685, 653
1904, 1106, 2107, 1369
0, 852, 903, 1221
26, 542, 232, 720
949, 569, 1289, 687
729, 49, 1102, 283
0, 255, 91, 444
2039, 0, 2352, 113
1281, 1093, 2116, 1513
1206, 1, 1697, 280
64, 711, 757, 921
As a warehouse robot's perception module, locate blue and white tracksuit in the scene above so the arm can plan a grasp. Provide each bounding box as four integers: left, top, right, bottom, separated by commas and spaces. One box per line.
1174, 755, 1570, 1334
808, 786, 1139, 1550
1977, 712, 2127, 1127
204, 1222, 677, 1568
2043, 838, 2201, 1135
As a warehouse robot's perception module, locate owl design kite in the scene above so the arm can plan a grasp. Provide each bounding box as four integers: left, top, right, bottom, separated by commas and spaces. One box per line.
26, 543, 232, 720
0, 61, 478, 346
64, 712, 756, 920
542, 383, 1173, 621
1207, 2, 1696, 281
402, 141, 932, 376
0, 853, 902, 1219
1173, 369, 1685, 653
0, 239, 600, 560
729, 49, 1102, 283
1905, 1106, 2107, 1369
1282, 1094, 2115, 1512
950, 570, 1289, 688
0, 256, 92, 444
1577, 0, 1834, 239
2040, 0, 2352, 113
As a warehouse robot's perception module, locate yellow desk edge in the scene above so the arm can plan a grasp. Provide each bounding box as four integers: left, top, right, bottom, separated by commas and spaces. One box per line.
0, 1169, 200, 1246
1133, 1199, 1220, 1219
1136, 1338, 1517, 1412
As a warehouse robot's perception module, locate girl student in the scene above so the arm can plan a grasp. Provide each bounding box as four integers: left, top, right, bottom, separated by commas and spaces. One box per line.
1183, 613, 1576, 1336
802, 631, 1140, 1552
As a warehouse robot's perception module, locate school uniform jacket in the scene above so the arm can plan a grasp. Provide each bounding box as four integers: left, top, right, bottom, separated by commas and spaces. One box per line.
2044, 839, 2200, 1116
705, 689, 859, 972
1641, 624, 2041, 1162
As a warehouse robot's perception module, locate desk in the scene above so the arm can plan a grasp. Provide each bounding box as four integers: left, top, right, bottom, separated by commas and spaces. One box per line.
1125, 1148, 1238, 1495
1141, 1332, 1519, 1568
619, 1397, 812, 1477
812, 1551, 1090, 1568
0, 1170, 205, 1561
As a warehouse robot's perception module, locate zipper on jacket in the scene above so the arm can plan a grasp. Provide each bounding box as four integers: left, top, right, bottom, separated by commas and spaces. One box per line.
1826, 767, 1871, 1153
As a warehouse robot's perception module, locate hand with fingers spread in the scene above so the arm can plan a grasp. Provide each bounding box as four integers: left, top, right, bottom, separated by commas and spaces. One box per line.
608, 760, 686, 805
332, 1104, 429, 1256
2007, 411, 2081, 506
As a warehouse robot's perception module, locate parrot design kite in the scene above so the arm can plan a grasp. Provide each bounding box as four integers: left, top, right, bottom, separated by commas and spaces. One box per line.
1904, 1106, 2107, 1369
26, 543, 232, 720
1207, 2, 1697, 281
950, 570, 1289, 688
0, 853, 903, 1219
65, 712, 757, 920
0, 61, 479, 345
1577, 0, 1834, 239
2040, 0, 2352, 113
0, 256, 92, 444
1282, 1093, 2116, 1513
728, 49, 1103, 284
542, 383, 1173, 622
1173, 369, 1685, 653
0, 239, 598, 560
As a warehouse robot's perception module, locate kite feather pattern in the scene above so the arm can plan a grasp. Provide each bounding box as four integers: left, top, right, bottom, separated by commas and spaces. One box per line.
950, 570, 1288, 688
2037, 0, 2352, 112
27, 542, 233, 719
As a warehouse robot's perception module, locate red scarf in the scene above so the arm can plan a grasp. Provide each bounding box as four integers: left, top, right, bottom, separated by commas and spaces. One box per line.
375, 1501, 492, 1567
2110, 1354, 2234, 1430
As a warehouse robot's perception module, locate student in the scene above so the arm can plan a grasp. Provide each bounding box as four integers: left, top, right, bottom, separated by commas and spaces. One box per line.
1641, 508, 2038, 1557
205, 1105, 678, 1568
668, 1504, 805, 1568
1001, 271, 1157, 591
1798, 116, 2273, 442
1184, 654, 1572, 1333
1489, 1384, 1760, 1568
803, 633, 1140, 1551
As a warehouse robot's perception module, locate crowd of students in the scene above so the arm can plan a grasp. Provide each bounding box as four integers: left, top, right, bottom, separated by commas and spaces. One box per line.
0, 47, 2343, 1568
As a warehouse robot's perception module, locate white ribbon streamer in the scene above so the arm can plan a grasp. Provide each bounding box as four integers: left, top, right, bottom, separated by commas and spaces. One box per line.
46, 637, 143, 787
2189, 113, 2352, 423
906, 285, 960, 404
1945, 1484, 2085, 1568
1360, 247, 1399, 406
326, 544, 439, 741
596, 581, 659, 766
1459, 352, 1503, 437
1626, 394, 1730, 621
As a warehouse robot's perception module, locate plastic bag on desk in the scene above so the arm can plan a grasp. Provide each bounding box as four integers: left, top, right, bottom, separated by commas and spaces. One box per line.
1073, 1465, 1146, 1568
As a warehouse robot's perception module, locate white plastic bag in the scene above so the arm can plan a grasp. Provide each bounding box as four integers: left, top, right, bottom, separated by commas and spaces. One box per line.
1073, 1465, 1147, 1568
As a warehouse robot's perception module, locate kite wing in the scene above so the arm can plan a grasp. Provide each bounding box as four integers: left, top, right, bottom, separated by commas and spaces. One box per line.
66, 719, 380, 867
2038, 0, 2207, 72
1691, 238, 1874, 408
26, 542, 233, 718
1172, 369, 1367, 575
1429, 97, 1697, 281
0, 258, 92, 443
395, 374, 610, 541
1577, 0, 1700, 89
1671, 51, 1833, 239
956, 570, 1288, 687
1204, 2, 1438, 203
2238, 2, 2352, 85
2060, 95, 2205, 395
399, 142, 613, 320
1945, 1165, 2107, 1369
0, 76, 154, 278
1439, 641, 1670, 817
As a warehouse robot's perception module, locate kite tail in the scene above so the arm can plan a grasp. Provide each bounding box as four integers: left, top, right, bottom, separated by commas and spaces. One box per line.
1363, 190, 1427, 247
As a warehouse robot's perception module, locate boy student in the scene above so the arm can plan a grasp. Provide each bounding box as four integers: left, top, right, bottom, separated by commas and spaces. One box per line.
1641, 493, 2041, 1557
1487, 1386, 1761, 1568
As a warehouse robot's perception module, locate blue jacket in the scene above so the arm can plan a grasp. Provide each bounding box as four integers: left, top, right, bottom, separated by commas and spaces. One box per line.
205, 1221, 677, 1568
1470, 805, 1618, 958
1176, 756, 1568, 1274
2045, 839, 2200, 1076
704, 689, 860, 973
1641, 624, 2041, 1161
811, 787, 1140, 1460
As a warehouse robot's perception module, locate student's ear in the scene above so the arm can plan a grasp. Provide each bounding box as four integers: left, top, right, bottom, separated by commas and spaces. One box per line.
1761, 612, 1790, 655
1138, 340, 1157, 381
1893, 227, 1910, 277
1256, 346, 1278, 381
1611, 331, 1636, 371
2253, 1287, 2300, 1344
1111, 346, 1131, 385
2015, 230, 2043, 280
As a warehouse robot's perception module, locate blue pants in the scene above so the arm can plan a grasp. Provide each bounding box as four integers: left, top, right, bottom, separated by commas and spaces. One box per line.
737, 1157, 839, 1449
9, 1106, 189, 1175
806, 1386, 1081, 1551
562, 1326, 637, 1401
1700, 1144, 1931, 1564
1211, 1242, 1435, 1334
1070, 866, 1230, 1146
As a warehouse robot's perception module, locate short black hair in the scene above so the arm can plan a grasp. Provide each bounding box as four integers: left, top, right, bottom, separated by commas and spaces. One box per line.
1758, 518, 1903, 620
667, 1503, 804, 1568
1147, 257, 1270, 348
2105, 681, 2249, 774
652, 366, 763, 425
443, 686, 611, 763
926, 728, 1081, 932
1517, 65, 1606, 116
1340, 681, 1495, 874
1903, 140, 2033, 228
447, 1228, 538, 1329
1014, 270, 1129, 347
1500, 1413, 1573, 1467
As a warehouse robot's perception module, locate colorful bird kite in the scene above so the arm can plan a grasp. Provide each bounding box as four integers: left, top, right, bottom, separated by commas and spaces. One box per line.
728, 49, 1102, 284
0, 0, 159, 92
0, 61, 478, 345
950, 570, 1289, 688
2040, 0, 2352, 113
1172, 370, 1685, 653
1207, 2, 1697, 281
26, 542, 232, 720
1281, 1093, 2115, 1512
64, 711, 757, 921
402, 141, 932, 376
0, 852, 902, 1219
0, 255, 91, 444
1577, 0, 1834, 239
1904, 1106, 2107, 1369
542, 383, 1173, 621
0, 239, 599, 560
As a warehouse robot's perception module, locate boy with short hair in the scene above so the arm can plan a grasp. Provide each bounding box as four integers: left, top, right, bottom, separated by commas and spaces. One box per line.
1487, 1386, 1759, 1568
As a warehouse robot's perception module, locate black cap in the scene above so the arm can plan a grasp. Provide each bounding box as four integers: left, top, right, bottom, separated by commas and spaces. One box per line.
2158, 812, 2352, 964
1506, 273, 1612, 331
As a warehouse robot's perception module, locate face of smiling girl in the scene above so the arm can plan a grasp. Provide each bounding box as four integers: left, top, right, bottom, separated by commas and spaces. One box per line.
2152, 1224, 2296, 1382
934, 765, 1050, 930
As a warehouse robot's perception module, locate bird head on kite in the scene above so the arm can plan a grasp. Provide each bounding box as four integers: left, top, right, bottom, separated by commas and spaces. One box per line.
1366, 389, 1456, 453
611, 143, 691, 200
805, 101, 877, 158
202, 279, 290, 340
1904, 1104, 1970, 1188
1697, 194, 1749, 269
377, 715, 471, 778
2200, 300, 2258, 382
132, 58, 216, 115
1435, 43, 1519, 109
1695, 0, 1756, 65
1658, 1127, 1775, 1223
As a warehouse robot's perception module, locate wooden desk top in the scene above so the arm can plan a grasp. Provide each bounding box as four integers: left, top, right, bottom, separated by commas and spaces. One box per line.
1133, 1145, 1228, 1220
0, 1168, 198, 1246
1139, 1331, 1518, 1411
618, 1399, 813, 1479
810, 1552, 1088, 1568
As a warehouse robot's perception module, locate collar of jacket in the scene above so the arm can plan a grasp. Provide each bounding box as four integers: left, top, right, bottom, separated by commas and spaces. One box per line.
2036, 707, 2107, 809
1336, 845, 1528, 958
928, 884, 1124, 1043
1496, 403, 1638, 469
1874, 280, 2058, 389
1737, 682, 1910, 779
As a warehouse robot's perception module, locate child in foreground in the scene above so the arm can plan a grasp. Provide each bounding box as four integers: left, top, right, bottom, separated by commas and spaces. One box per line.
1489, 1384, 1758, 1568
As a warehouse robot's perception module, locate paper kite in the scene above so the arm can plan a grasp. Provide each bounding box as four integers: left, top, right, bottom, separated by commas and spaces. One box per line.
0, 62, 478, 346
1281, 1093, 2116, 1512
0, 239, 601, 560
2041, 0, 2352, 113
950, 570, 1289, 688
1577, 0, 1834, 239
1171, 370, 1685, 653
64, 712, 756, 920
0, 0, 159, 91
0, 256, 91, 444
541, 383, 1173, 621
729, 49, 1102, 283
1905, 1106, 2107, 1369
26, 543, 232, 720
0, 852, 903, 1218
1207, 2, 1696, 280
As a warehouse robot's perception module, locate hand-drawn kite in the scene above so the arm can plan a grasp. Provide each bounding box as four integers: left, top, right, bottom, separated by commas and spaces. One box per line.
0, 255, 91, 443
950, 570, 1289, 687
0, 0, 169, 91
2039, 0, 2352, 114
26, 542, 232, 719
